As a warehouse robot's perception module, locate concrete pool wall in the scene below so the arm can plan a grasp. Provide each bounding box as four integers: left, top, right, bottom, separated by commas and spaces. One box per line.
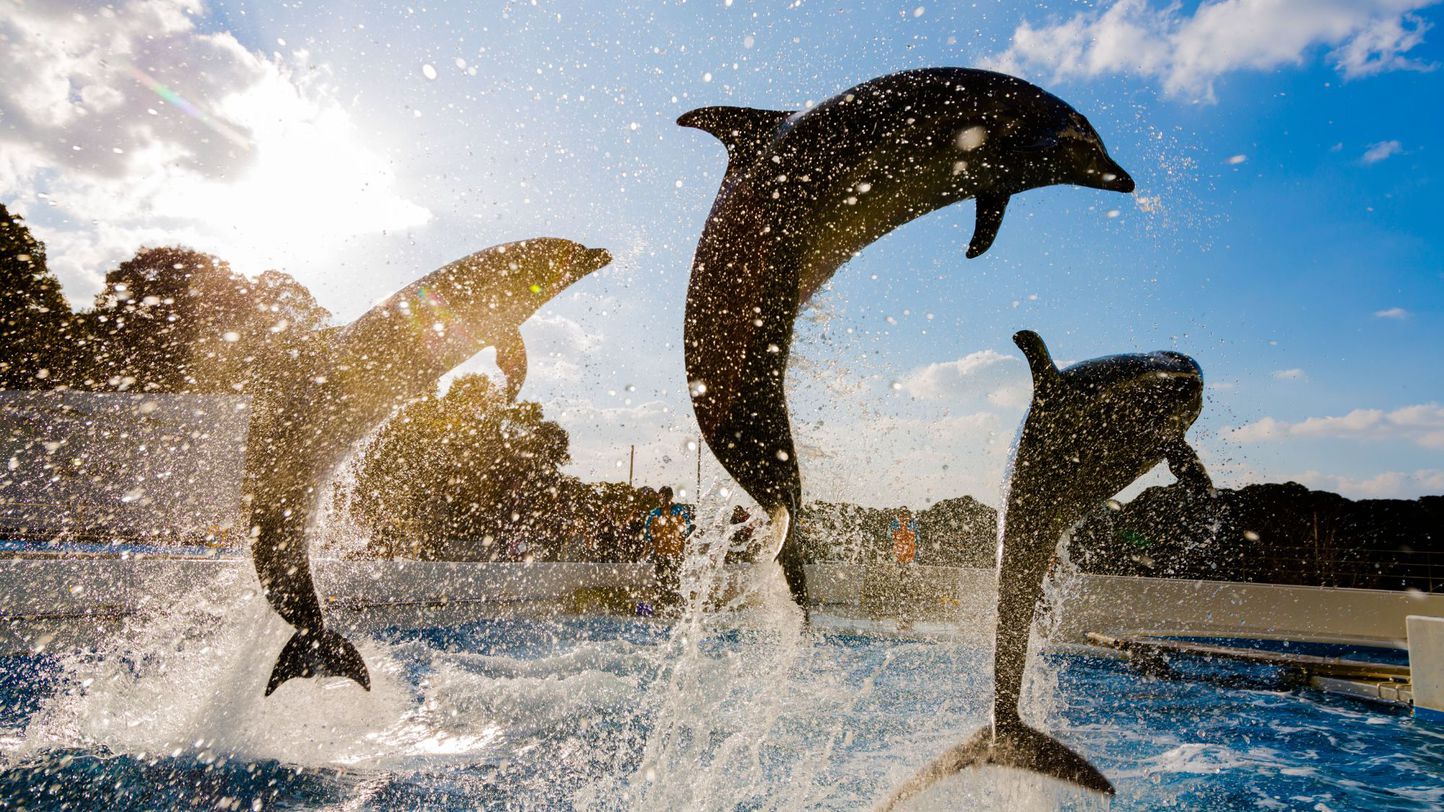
3, 557, 1440, 652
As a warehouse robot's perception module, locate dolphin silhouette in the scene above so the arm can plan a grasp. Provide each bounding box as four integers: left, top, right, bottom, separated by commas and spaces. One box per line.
679, 68, 1136, 613
249, 238, 612, 696
879, 330, 1211, 807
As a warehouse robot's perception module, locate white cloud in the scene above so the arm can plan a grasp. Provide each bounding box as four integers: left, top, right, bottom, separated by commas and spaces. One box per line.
897, 349, 1016, 400
1272, 368, 1307, 381
1362, 140, 1405, 163
1374, 306, 1409, 318
1294, 468, 1444, 499
986, 384, 1032, 409
986, 0, 1440, 102
0, 0, 430, 301
1226, 403, 1444, 448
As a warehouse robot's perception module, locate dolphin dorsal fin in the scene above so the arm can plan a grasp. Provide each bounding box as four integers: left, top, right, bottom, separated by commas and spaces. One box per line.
677, 106, 793, 160
1014, 330, 1061, 394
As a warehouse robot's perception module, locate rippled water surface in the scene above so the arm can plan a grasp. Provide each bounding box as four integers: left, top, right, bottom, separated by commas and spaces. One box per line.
2, 580, 1441, 812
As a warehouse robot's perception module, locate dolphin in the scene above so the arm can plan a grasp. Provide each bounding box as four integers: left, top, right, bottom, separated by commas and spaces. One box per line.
879, 330, 1212, 807
679, 68, 1136, 613
248, 238, 612, 696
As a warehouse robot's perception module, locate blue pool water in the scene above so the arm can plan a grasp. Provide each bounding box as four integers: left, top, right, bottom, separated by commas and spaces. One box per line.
1, 610, 1441, 811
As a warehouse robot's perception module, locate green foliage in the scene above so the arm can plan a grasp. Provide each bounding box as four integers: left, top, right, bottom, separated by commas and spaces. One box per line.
79, 246, 330, 394
0, 204, 77, 388
346, 374, 661, 562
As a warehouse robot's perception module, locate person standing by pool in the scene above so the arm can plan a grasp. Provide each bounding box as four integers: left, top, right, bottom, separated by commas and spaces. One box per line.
891, 507, 919, 566
891, 507, 921, 630
644, 486, 694, 607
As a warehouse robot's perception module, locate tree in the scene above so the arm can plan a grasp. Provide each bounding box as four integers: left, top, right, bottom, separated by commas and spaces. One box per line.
0, 204, 76, 389
79, 246, 330, 393
347, 374, 574, 559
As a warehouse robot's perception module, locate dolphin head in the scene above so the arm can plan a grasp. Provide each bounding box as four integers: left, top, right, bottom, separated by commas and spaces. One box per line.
1016, 330, 1202, 443
800, 69, 1134, 258
1063, 346, 1204, 438
940, 82, 1135, 198
493, 238, 613, 301
1093, 350, 1203, 433
1025, 109, 1135, 194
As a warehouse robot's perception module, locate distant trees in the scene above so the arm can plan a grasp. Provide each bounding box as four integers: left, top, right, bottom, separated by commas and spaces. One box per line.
81, 246, 331, 394
0, 204, 78, 388
0, 207, 331, 396
1070, 481, 1444, 591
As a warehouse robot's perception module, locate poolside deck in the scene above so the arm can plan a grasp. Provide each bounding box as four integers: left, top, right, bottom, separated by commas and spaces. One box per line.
1087, 631, 1415, 708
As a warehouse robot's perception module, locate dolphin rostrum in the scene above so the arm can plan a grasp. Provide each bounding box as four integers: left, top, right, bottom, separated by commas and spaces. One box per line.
880, 330, 1212, 806
248, 238, 612, 696
679, 68, 1136, 613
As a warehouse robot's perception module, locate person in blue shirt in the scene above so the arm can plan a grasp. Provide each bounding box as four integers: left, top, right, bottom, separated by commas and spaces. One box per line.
643, 486, 694, 608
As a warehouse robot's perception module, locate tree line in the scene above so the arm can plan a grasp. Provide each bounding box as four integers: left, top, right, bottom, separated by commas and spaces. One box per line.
796, 481, 1443, 593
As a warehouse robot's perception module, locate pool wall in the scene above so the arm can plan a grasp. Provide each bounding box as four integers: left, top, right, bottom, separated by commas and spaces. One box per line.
3, 558, 1441, 653
1408, 615, 1444, 721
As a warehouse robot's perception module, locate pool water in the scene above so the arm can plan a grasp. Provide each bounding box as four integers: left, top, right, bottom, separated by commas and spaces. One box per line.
1, 583, 1442, 811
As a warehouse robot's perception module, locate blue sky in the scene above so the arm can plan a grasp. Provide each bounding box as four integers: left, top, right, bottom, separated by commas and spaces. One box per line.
2, 0, 1441, 505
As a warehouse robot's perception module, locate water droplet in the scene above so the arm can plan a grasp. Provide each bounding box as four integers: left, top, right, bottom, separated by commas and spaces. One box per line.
956, 126, 988, 151
421, 63, 438, 80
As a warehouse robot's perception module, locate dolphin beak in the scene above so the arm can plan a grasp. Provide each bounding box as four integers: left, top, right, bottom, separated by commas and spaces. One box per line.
1094, 158, 1135, 194
585, 247, 613, 269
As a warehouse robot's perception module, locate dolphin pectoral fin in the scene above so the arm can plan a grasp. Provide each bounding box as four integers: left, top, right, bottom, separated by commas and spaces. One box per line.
495, 329, 528, 401
265, 628, 371, 696
1164, 439, 1213, 493
677, 106, 794, 159
965, 194, 1010, 259
1013, 330, 1062, 394
876, 723, 1114, 810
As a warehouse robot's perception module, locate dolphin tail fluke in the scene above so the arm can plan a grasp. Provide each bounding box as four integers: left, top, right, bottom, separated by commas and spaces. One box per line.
877, 723, 1112, 810
265, 628, 372, 696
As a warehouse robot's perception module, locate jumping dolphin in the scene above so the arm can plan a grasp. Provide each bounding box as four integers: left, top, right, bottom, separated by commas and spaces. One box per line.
879, 330, 1212, 807
679, 68, 1136, 613
248, 238, 612, 696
